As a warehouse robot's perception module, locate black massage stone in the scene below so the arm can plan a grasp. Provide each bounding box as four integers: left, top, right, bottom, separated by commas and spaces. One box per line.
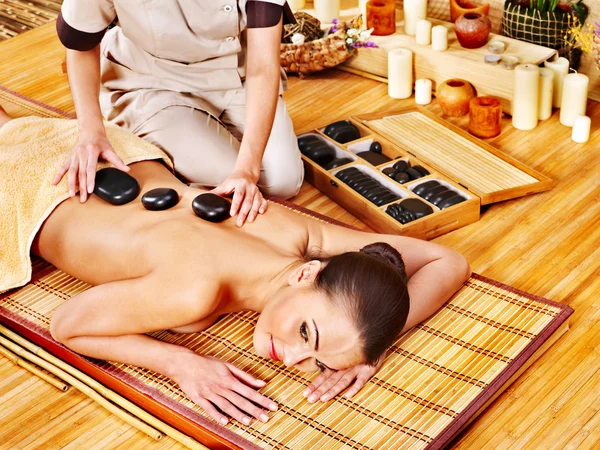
324, 157, 353, 170
382, 167, 396, 178
438, 195, 467, 210
323, 120, 360, 143
192, 193, 231, 223
364, 186, 390, 200
394, 172, 410, 184
393, 160, 409, 172
356, 151, 392, 166
93, 168, 140, 206
423, 185, 448, 202
370, 141, 383, 153
397, 211, 417, 224
141, 188, 179, 211
356, 180, 380, 195
375, 193, 400, 206
412, 180, 441, 197
430, 190, 457, 206
412, 165, 430, 177
405, 168, 422, 181
297, 135, 322, 151
302, 144, 335, 167
400, 198, 434, 219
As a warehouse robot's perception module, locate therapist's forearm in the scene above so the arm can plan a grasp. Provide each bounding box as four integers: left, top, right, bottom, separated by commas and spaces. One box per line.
235, 65, 281, 177
66, 47, 105, 135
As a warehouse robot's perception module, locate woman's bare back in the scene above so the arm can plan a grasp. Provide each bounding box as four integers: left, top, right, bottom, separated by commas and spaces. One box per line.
33, 160, 314, 287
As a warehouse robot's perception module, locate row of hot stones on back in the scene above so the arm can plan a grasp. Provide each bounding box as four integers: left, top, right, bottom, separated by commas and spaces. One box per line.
298, 120, 469, 225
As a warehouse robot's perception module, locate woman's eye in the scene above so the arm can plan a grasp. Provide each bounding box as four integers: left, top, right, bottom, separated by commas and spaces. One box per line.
299, 322, 309, 342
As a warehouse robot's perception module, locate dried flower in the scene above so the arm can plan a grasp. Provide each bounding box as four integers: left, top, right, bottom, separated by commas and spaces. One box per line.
564, 16, 595, 55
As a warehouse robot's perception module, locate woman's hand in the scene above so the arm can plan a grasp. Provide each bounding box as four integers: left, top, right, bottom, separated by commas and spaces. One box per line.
211, 168, 268, 227
303, 352, 387, 403
173, 354, 278, 425
52, 128, 129, 202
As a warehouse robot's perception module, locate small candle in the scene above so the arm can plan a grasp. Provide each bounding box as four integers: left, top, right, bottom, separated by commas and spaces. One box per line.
415, 19, 432, 45
388, 48, 413, 99
512, 64, 540, 131
544, 57, 569, 109
367, 0, 396, 36
538, 68, 554, 121
560, 73, 589, 127
572, 115, 591, 143
415, 79, 432, 104
288, 0, 306, 10
359, 0, 369, 25
314, 0, 340, 23
431, 26, 448, 51
403, 0, 428, 36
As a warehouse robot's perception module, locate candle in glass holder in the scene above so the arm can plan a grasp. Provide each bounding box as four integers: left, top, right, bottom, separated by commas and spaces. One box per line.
543, 57, 569, 109
572, 115, 591, 143
415, 19, 432, 45
431, 25, 448, 51
367, 0, 396, 36
512, 64, 539, 131
288, 0, 306, 10
403, 0, 427, 36
415, 79, 432, 104
469, 96, 502, 138
388, 48, 413, 99
314, 0, 340, 23
560, 73, 589, 127
538, 68, 554, 121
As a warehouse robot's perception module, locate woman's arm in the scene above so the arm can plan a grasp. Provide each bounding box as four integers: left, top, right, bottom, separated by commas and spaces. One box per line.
50, 274, 277, 424
316, 224, 472, 331
211, 15, 283, 226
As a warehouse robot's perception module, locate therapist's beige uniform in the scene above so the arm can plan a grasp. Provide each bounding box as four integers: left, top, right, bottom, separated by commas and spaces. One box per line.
57, 0, 303, 199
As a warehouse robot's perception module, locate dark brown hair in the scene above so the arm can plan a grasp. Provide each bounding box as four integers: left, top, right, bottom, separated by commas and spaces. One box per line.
312, 242, 410, 364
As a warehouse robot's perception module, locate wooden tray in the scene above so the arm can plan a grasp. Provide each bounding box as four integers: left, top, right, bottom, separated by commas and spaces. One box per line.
298, 107, 553, 239
340, 14, 557, 114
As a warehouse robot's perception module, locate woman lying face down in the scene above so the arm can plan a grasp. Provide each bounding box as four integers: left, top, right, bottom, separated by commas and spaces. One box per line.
2, 109, 471, 426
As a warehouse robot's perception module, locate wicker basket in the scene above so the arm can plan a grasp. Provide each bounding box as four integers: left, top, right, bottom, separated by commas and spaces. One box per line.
280, 19, 355, 76
593, 33, 600, 70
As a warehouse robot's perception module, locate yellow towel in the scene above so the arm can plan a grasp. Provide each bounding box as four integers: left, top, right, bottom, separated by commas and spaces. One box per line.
0, 116, 173, 293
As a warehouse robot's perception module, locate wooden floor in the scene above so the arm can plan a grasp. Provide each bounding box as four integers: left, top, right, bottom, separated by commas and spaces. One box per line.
1, 23, 600, 450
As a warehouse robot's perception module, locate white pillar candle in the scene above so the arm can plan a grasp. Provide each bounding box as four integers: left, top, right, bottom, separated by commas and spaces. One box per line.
388, 48, 413, 99
431, 26, 448, 51
512, 64, 540, 131
572, 115, 591, 143
415, 19, 432, 45
415, 79, 432, 104
538, 68, 554, 121
560, 73, 589, 127
288, 0, 306, 10
403, 0, 428, 36
314, 0, 339, 23
359, 0, 369, 26
544, 57, 569, 109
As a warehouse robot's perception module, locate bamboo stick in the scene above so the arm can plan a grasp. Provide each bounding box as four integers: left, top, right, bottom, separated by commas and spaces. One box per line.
0, 342, 69, 392
335, 65, 389, 84
0, 334, 164, 443
0, 325, 209, 450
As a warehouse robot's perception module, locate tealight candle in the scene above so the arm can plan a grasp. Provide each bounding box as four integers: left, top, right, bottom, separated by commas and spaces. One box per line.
288, 0, 306, 10
572, 115, 591, 143
415, 79, 433, 104
415, 19, 432, 45
538, 68, 554, 121
404, 0, 428, 36
512, 64, 540, 131
560, 73, 589, 127
388, 48, 413, 99
431, 25, 448, 51
544, 57, 570, 109
314, 0, 339, 23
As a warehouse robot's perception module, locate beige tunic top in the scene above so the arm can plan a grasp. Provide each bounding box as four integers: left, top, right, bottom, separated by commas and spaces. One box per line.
57, 0, 294, 131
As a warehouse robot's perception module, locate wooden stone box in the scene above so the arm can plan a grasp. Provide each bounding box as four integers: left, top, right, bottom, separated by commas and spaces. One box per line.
297, 107, 553, 240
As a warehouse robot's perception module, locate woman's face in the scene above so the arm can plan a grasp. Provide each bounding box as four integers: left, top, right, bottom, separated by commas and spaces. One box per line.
254, 261, 365, 372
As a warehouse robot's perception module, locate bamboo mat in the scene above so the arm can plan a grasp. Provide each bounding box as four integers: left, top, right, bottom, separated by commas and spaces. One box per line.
0, 86, 574, 449
0, 0, 61, 41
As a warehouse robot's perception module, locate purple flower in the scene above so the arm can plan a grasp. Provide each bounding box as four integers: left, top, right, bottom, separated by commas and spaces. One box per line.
332, 18, 340, 24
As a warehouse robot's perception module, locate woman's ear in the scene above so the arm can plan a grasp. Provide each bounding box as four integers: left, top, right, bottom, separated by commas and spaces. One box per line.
288, 260, 322, 286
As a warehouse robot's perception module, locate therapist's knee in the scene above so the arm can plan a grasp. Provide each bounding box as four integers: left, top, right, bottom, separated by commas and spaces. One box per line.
260, 148, 304, 199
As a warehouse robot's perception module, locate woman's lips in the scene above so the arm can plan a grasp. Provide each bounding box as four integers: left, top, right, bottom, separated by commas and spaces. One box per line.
269, 335, 281, 361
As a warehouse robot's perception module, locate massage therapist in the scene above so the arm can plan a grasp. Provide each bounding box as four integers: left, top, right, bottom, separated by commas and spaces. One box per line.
53, 0, 304, 226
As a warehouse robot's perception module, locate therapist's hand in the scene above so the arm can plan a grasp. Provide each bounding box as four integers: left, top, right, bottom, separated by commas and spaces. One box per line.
211, 169, 268, 227
52, 129, 129, 203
